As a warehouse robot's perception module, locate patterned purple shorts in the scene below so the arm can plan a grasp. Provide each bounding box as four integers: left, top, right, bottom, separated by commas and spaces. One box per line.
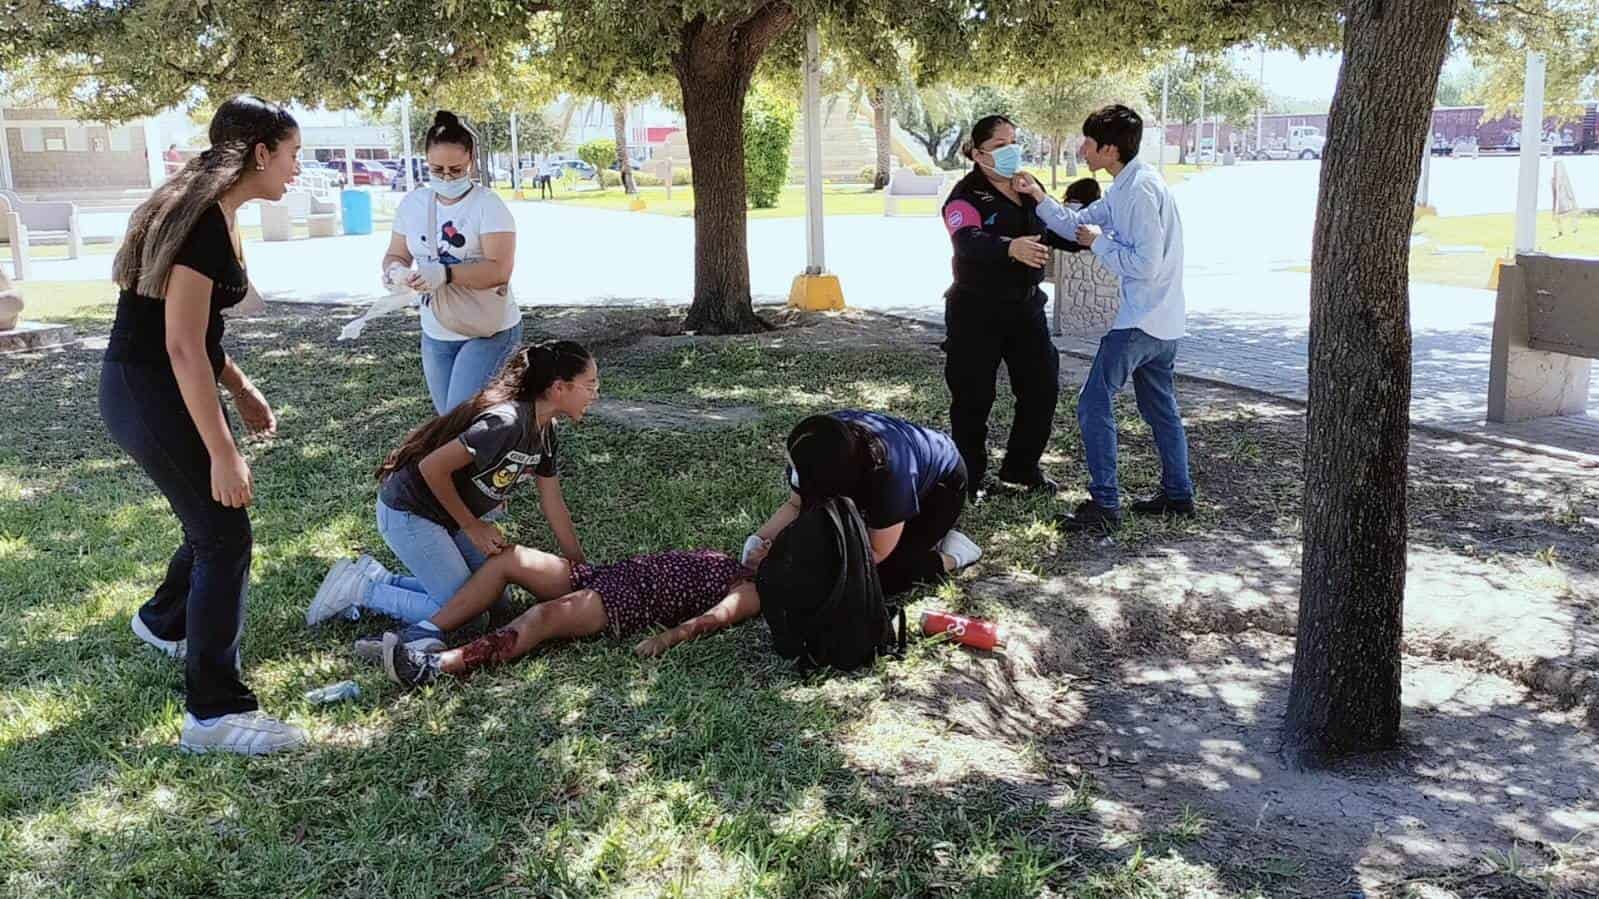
571, 549, 752, 638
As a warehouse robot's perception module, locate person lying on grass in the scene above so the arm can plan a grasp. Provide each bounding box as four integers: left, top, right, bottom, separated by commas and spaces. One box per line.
373, 540, 765, 687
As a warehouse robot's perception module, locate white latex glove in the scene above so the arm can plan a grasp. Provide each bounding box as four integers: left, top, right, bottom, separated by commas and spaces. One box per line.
410, 260, 448, 292
741, 535, 768, 566
382, 262, 410, 292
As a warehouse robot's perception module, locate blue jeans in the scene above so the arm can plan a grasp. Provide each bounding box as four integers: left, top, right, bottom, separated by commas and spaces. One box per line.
420, 319, 524, 414
1077, 328, 1193, 510
369, 499, 491, 624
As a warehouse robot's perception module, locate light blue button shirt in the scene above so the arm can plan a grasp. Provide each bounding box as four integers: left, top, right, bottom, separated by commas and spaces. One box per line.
1036, 158, 1186, 340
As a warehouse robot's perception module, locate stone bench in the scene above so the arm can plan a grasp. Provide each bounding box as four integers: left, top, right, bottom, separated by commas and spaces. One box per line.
1050, 247, 1119, 337
883, 170, 951, 216
260, 189, 338, 241
0, 191, 82, 279
1487, 254, 1598, 423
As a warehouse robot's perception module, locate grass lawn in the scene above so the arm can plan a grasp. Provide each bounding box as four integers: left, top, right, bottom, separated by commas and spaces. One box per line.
3, 302, 1275, 898
503, 165, 1204, 220
1407, 210, 1599, 289
6, 301, 1598, 895
6, 280, 120, 320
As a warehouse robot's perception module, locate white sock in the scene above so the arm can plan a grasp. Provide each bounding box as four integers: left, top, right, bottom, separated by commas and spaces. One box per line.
938, 530, 982, 569
414, 620, 441, 633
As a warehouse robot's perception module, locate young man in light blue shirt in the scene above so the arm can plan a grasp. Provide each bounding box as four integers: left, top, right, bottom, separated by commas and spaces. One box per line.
1018, 104, 1195, 532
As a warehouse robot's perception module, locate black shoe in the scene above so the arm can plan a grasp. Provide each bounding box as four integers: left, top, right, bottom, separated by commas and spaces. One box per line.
997, 470, 1059, 494
1129, 492, 1196, 517
1056, 500, 1122, 533
382, 632, 441, 689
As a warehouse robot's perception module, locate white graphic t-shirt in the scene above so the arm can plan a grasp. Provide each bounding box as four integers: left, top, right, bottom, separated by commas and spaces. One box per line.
392, 186, 522, 341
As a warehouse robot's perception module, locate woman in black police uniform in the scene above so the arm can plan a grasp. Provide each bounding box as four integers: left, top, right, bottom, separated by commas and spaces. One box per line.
940, 114, 1081, 499
99, 96, 307, 755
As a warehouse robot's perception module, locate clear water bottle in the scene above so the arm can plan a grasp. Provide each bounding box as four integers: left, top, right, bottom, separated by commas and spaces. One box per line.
304, 680, 360, 704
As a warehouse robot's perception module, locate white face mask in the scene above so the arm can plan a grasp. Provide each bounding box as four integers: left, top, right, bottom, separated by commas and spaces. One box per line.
432, 174, 473, 200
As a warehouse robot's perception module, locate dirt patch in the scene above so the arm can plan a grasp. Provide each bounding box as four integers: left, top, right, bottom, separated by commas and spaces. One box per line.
588, 397, 762, 431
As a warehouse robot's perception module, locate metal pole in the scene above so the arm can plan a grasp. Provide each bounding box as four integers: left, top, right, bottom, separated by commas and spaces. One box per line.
1159, 65, 1170, 175
0, 105, 12, 190
510, 111, 520, 192
401, 96, 416, 192
1514, 51, 1545, 253
1257, 42, 1266, 153
802, 25, 825, 274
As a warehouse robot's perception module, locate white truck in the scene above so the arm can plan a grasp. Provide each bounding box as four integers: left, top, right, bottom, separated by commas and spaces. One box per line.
1251, 125, 1327, 161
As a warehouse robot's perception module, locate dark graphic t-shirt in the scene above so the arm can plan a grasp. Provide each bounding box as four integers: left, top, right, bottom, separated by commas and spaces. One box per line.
379, 402, 558, 529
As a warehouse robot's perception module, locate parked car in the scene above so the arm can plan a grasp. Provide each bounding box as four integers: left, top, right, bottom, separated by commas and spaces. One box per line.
548, 158, 598, 180
607, 155, 649, 172
322, 159, 390, 186
386, 157, 430, 190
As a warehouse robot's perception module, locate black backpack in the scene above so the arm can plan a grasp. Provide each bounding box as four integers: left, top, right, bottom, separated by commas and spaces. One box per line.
756, 496, 906, 673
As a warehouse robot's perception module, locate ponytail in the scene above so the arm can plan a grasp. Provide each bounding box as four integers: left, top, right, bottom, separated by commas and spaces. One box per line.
425, 110, 476, 155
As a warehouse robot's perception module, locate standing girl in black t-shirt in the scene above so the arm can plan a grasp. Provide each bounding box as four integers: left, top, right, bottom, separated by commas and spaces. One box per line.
99, 95, 305, 755
305, 342, 597, 648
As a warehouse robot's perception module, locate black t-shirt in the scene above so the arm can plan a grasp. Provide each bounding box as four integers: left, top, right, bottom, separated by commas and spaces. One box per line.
106, 204, 247, 378
379, 402, 559, 530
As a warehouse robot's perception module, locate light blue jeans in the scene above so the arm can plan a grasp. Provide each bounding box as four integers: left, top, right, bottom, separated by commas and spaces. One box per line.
1077, 328, 1194, 510
421, 319, 524, 414
367, 499, 491, 624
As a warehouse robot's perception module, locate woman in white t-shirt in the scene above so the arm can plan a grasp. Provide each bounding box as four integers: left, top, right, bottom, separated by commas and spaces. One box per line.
380, 111, 524, 414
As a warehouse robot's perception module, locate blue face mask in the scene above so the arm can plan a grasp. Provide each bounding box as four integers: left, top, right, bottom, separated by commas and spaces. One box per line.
981, 144, 1022, 178
432, 175, 473, 200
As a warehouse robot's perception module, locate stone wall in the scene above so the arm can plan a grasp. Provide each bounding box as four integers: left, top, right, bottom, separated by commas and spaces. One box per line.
1052, 249, 1119, 336
3, 109, 151, 191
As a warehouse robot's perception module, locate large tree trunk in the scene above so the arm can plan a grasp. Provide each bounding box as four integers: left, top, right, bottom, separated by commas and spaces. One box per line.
1284, 0, 1454, 766
871, 86, 892, 190
674, 6, 794, 334
1065, 137, 1078, 177
612, 102, 636, 195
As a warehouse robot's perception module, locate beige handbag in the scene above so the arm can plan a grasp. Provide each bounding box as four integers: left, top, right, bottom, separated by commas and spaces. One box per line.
425, 194, 512, 338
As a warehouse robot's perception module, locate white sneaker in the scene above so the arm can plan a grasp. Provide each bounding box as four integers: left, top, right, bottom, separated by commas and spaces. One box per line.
306, 559, 368, 626
353, 553, 390, 585
179, 711, 307, 755
938, 530, 982, 569
131, 613, 185, 660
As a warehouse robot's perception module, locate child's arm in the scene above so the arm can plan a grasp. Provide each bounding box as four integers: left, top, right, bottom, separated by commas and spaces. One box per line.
753, 491, 803, 543
535, 475, 585, 563
634, 581, 762, 658
419, 440, 505, 556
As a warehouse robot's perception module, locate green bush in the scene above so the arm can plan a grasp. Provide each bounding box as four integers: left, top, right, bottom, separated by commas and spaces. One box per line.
911, 164, 932, 176
744, 90, 795, 209
632, 172, 663, 187
578, 139, 616, 172
858, 164, 877, 183
672, 168, 693, 186
600, 170, 623, 188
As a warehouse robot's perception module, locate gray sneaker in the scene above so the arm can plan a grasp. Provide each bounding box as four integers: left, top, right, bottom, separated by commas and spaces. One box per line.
179, 711, 307, 755
382, 632, 442, 689
131, 613, 185, 660
306, 559, 368, 627
354, 622, 444, 664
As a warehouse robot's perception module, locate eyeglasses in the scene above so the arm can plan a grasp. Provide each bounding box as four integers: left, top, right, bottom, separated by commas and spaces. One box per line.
427, 164, 469, 179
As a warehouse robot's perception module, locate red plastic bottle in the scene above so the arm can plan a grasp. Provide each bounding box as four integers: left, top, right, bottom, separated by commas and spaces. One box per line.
921, 610, 1005, 650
